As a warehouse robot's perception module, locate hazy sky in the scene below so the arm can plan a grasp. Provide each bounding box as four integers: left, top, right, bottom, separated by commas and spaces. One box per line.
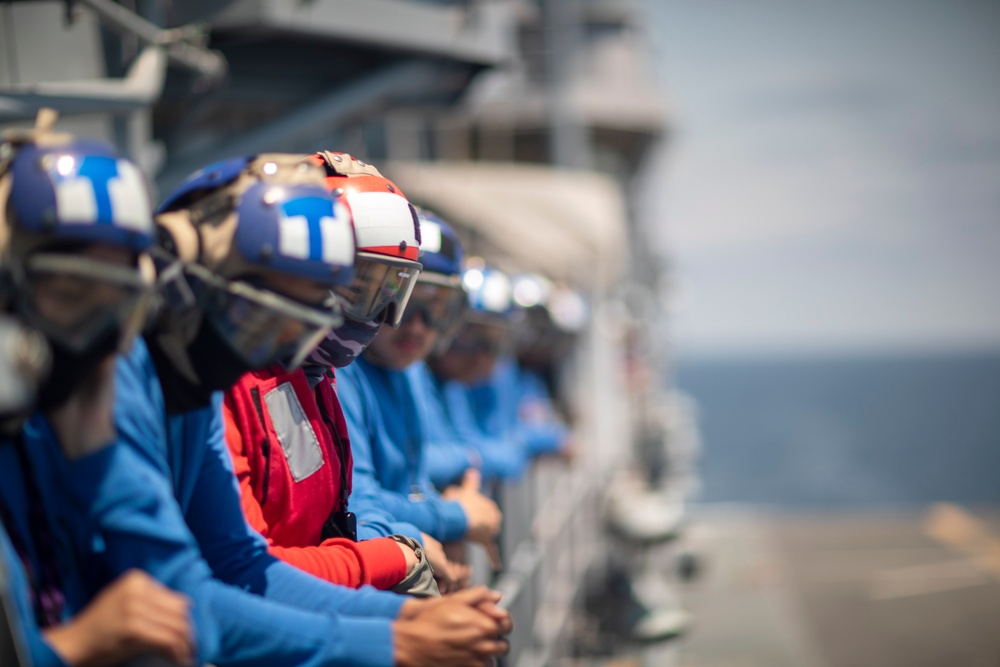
638, 0, 1000, 356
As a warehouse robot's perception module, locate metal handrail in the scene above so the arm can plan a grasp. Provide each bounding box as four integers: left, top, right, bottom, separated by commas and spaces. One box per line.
492, 458, 613, 666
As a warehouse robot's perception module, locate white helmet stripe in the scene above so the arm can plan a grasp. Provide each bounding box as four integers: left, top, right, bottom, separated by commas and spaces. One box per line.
419, 220, 443, 252
55, 179, 98, 225
108, 162, 154, 232
55, 159, 152, 233
346, 191, 418, 250
278, 214, 313, 259
278, 199, 355, 265
320, 207, 356, 266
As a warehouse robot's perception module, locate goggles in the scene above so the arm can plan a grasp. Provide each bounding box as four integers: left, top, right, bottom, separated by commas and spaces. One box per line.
184, 262, 342, 370
332, 252, 422, 328
398, 280, 468, 335
11, 253, 153, 353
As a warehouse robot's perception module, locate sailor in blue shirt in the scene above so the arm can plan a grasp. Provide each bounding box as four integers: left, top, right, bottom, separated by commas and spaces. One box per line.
408, 360, 524, 487
0, 132, 199, 666
406, 360, 482, 489
466, 355, 568, 460
421, 266, 536, 486
422, 271, 573, 489
339, 357, 469, 544
337, 212, 502, 575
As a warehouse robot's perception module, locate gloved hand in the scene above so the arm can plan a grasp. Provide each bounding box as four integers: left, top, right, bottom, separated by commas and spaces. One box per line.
389, 535, 441, 598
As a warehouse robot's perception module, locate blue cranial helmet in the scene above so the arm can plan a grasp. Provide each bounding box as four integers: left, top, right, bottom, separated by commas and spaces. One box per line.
416, 209, 464, 281
396, 209, 468, 335
0, 128, 156, 362
462, 261, 515, 321
154, 154, 356, 371
158, 155, 356, 288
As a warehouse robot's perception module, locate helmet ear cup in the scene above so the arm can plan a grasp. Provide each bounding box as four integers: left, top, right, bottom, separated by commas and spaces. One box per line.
155, 211, 201, 263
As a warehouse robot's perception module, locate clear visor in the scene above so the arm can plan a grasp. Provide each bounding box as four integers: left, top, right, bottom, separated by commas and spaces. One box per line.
15, 253, 153, 353
398, 280, 468, 335
332, 253, 422, 328
186, 263, 342, 370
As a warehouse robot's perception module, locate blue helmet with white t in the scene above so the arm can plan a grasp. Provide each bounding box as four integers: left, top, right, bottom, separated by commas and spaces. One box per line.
157, 155, 355, 287
7, 139, 154, 252
397, 209, 468, 336
153, 154, 355, 376
234, 181, 354, 287
0, 132, 156, 410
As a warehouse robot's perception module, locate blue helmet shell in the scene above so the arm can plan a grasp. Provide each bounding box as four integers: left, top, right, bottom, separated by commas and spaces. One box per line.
156, 155, 251, 214
234, 182, 355, 287
463, 265, 515, 317
417, 209, 464, 278
8, 139, 154, 252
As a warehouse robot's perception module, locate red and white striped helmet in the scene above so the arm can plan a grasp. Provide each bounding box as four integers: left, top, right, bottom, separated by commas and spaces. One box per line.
306, 151, 420, 260
305, 151, 422, 327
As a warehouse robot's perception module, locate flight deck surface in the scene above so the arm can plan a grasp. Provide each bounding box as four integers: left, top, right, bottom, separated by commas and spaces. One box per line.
671, 505, 1000, 667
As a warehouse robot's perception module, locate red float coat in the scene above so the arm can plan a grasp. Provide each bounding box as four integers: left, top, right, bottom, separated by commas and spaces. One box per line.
223, 366, 407, 589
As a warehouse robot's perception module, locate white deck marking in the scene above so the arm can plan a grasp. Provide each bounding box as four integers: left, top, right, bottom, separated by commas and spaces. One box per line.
865, 503, 1000, 601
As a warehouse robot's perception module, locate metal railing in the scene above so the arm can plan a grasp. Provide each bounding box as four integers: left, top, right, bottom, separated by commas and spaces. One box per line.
489, 455, 615, 666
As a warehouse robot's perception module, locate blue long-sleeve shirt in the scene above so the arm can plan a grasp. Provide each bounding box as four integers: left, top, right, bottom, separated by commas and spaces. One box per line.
437, 375, 528, 482
4, 340, 404, 667
4, 420, 227, 664
20, 419, 224, 664
466, 357, 566, 459
337, 357, 467, 544
119, 342, 403, 618
406, 362, 482, 488
109, 337, 403, 666
0, 491, 67, 667
3, 339, 405, 667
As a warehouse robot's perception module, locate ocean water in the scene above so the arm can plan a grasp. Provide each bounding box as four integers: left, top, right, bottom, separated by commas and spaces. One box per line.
674, 351, 1000, 507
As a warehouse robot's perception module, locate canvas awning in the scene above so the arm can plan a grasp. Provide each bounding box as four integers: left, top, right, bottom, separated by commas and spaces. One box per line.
385, 161, 628, 290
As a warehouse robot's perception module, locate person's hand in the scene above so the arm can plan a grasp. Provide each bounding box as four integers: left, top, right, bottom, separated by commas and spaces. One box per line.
46, 356, 117, 460
420, 533, 469, 594
398, 589, 512, 633
442, 541, 472, 590
443, 541, 467, 568
393, 587, 511, 667
43, 569, 194, 667
442, 470, 502, 547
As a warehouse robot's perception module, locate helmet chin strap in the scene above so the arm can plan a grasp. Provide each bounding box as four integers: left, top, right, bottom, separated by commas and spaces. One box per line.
148, 280, 206, 387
